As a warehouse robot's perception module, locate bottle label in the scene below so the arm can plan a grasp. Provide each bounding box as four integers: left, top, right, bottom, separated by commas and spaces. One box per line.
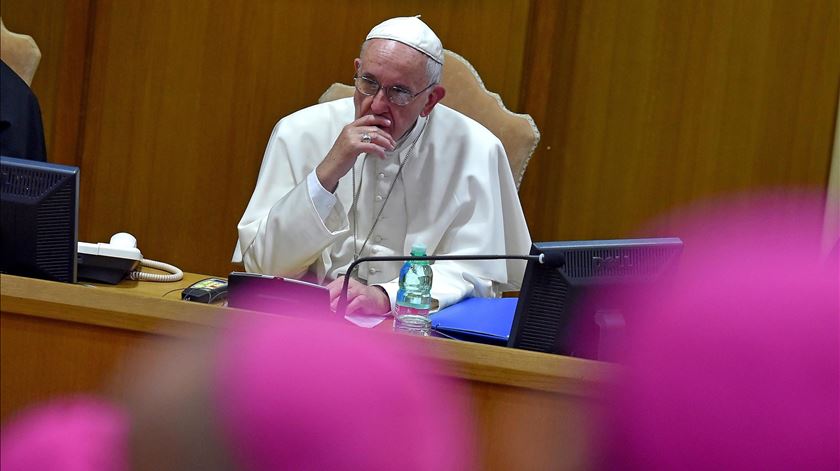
394, 304, 430, 316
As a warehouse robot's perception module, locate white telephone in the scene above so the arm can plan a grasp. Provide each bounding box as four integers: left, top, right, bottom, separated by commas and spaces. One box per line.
77, 232, 183, 284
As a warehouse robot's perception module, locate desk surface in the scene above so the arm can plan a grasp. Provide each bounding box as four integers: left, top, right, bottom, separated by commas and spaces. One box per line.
1, 273, 614, 470
82, 271, 212, 299
3, 273, 613, 394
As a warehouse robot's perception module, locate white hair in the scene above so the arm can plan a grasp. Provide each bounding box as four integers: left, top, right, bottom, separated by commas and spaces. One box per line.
425, 54, 443, 85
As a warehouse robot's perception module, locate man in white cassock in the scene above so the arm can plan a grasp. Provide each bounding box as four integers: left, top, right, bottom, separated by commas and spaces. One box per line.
233, 16, 531, 323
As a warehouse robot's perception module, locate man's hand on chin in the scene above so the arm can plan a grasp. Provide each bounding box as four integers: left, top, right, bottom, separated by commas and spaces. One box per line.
316, 115, 395, 192
327, 276, 391, 316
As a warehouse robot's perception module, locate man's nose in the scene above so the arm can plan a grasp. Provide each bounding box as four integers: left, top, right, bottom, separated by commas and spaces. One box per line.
370, 88, 389, 113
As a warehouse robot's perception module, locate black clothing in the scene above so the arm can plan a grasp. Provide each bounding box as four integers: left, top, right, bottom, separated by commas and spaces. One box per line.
0, 60, 46, 162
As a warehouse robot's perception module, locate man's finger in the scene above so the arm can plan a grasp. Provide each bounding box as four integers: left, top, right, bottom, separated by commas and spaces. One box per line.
359, 143, 387, 159
361, 127, 396, 148
353, 128, 393, 154
356, 114, 392, 129
326, 276, 344, 300
367, 131, 395, 151
346, 295, 370, 316
354, 117, 395, 144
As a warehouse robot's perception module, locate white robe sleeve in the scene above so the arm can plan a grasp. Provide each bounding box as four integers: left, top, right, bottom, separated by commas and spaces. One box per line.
433, 137, 528, 309
395, 121, 531, 310
307, 170, 339, 221
233, 121, 349, 276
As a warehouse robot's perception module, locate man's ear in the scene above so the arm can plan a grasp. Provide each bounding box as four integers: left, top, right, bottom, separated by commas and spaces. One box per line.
420, 85, 446, 117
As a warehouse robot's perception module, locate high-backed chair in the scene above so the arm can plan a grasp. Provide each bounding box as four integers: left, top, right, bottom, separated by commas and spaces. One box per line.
318, 49, 540, 190
0, 18, 42, 85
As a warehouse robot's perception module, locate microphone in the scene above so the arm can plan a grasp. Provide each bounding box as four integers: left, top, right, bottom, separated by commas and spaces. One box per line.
336, 252, 565, 318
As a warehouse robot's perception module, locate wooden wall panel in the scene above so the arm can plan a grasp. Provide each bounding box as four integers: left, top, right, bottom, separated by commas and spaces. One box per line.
520, 0, 840, 243
1, 0, 92, 167
77, 0, 530, 277
3, 0, 837, 276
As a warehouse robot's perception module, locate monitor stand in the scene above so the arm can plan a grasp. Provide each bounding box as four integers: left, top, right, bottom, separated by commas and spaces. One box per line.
594, 309, 626, 362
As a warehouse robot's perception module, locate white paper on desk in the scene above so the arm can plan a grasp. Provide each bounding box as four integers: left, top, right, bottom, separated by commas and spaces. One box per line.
345, 313, 389, 328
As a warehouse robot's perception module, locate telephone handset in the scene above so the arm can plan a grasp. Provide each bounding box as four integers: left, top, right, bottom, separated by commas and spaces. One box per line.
77, 232, 183, 284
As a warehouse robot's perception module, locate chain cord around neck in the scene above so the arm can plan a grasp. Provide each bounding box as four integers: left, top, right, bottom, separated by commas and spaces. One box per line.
351, 116, 430, 262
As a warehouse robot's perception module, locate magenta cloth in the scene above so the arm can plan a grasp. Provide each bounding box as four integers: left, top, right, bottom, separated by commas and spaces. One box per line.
0, 396, 128, 471
213, 315, 474, 470
597, 193, 839, 470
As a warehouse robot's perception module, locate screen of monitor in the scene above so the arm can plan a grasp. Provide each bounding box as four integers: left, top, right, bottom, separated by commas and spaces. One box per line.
1, 156, 79, 283
508, 237, 683, 361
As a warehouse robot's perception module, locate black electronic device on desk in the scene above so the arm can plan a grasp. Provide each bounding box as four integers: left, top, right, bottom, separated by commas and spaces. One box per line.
182, 277, 229, 304
227, 272, 332, 317
507, 238, 683, 362
0, 156, 79, 283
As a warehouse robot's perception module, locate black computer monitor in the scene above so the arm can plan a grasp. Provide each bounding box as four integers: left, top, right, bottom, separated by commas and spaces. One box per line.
508, 238, 683, 361
1, 156, 79, 283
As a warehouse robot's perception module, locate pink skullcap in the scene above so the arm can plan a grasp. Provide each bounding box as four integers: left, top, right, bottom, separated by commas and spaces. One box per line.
597, 192, 839, 470
213, 315, 474, 470
0, 395, 128, 471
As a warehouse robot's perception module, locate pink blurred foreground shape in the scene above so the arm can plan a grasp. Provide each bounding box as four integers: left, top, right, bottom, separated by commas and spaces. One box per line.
0, 396, 129, 471
597, 193, 839, 470
213, 315, 475, 470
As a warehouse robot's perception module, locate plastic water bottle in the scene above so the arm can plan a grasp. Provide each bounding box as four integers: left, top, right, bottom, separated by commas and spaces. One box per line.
393, 243, 433, 336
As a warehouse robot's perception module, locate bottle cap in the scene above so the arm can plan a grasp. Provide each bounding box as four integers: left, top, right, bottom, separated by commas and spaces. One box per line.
410, 243, 427, 256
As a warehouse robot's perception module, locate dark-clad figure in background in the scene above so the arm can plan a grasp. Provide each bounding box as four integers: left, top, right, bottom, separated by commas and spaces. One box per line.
0, 59, 46, 162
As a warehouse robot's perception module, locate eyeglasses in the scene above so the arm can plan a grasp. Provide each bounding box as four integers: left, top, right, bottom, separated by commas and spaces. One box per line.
353, 75, 436, 107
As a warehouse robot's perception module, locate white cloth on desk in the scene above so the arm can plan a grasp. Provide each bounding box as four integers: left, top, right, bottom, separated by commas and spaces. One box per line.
233, 97, 531, 317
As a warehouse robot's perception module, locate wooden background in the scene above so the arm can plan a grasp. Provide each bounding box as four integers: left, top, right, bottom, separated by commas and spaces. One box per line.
2, 0, 838, 277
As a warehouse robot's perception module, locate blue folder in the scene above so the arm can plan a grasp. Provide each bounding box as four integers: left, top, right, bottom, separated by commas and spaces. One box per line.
430, 297, 518, 346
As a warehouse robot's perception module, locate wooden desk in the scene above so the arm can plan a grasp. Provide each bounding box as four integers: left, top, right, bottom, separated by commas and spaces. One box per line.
1, 273, 614, 470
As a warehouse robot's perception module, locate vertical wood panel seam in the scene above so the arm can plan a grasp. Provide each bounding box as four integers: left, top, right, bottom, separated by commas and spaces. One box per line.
73, 0, 98, 168
518, 0, 541, 121
824, 78, 840, 188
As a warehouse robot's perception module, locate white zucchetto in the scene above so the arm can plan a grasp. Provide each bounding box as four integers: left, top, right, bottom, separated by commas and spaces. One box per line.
365, 16, 444, 64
